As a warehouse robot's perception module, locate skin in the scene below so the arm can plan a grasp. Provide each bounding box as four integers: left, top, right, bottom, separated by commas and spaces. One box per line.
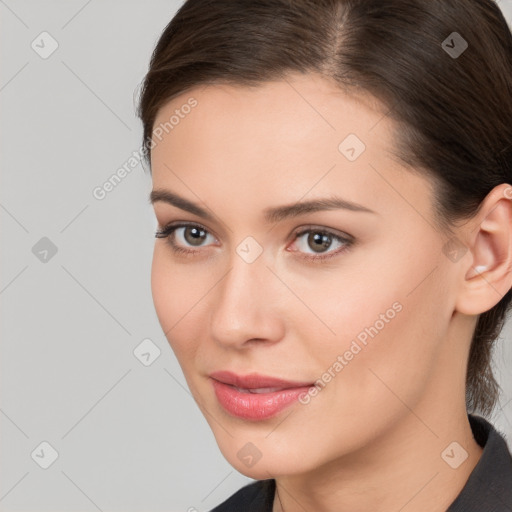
149, 72, 512, 512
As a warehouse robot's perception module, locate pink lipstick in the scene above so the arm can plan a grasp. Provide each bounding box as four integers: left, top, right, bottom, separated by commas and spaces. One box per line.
210, 370, 314, 421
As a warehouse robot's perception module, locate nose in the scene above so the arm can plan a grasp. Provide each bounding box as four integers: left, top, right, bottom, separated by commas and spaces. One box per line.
208, 252, 285, 349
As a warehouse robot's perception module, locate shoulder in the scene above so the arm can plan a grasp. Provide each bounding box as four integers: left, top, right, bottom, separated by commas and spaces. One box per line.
210, 479, 275, 512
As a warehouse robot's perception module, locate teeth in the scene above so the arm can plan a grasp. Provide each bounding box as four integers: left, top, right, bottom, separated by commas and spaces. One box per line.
233, 386, 284, 394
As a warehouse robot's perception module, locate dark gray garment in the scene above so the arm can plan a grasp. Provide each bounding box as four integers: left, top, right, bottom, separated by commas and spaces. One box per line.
210, 414, 512, 511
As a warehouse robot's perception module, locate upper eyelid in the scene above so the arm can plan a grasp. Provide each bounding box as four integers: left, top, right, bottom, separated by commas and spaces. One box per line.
158, 220, 220, 241
157, 221, 352, 243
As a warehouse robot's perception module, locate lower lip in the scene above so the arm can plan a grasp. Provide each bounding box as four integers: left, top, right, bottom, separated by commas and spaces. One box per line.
211, 379, 313, 420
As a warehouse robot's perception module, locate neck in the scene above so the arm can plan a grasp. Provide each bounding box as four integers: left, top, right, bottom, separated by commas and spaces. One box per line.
272, 406, 483, 512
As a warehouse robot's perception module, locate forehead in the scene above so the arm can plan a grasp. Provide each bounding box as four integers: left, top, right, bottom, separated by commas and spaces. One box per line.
150, 73, 431, 224
152, 73, 389, 149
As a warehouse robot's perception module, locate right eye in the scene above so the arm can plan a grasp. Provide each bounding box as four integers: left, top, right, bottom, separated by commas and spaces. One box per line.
155, 222, 218, 256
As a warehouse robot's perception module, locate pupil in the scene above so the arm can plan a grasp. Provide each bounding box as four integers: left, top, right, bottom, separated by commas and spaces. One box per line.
185, 227, 206, 246
309, 232, 331, 252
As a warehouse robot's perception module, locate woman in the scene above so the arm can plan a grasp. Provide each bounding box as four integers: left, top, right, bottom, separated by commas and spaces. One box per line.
137, 0, 512, 510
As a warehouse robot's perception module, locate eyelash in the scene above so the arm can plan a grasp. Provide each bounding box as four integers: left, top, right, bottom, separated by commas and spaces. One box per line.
154, 221, 354, 262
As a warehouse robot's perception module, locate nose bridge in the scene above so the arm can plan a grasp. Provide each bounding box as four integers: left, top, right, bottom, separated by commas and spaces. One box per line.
215, 250, 267, 321
209, 246, 282, 345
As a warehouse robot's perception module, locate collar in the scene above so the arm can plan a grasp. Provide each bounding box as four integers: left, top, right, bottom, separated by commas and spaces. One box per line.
447, 413, 512, 510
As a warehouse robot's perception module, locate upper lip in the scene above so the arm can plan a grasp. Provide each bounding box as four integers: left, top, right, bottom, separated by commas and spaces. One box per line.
210, 370, 314, 390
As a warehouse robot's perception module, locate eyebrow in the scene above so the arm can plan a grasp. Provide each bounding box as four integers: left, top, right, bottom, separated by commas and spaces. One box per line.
149, 189, 376, 223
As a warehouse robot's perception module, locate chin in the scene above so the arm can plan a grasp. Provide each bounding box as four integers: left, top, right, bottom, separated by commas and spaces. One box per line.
216, 438, 315, 480
225, 457, 292, 480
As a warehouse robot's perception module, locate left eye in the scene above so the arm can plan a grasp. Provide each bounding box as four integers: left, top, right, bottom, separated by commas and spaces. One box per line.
290, 228, 352, 257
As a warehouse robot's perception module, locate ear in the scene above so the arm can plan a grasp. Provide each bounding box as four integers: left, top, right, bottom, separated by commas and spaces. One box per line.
454, 183, 512, 316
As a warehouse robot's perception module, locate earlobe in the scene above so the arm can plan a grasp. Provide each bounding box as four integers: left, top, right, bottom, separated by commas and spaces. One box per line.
455, 183, 512, 316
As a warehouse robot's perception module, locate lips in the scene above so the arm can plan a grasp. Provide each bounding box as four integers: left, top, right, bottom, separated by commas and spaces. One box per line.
231, 386, 285, 394
209, 370, 313, 390
209, 370, 315, 420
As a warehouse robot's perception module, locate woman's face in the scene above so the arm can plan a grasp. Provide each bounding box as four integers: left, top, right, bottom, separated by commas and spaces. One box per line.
149, 73, 464, 478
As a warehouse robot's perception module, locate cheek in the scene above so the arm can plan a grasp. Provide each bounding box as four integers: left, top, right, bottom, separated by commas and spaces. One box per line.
151, 247, 176, 329
150, 247, 204, 359
298, 248, 446, 413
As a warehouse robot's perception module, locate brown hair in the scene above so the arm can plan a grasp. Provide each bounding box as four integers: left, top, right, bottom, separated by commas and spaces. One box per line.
136, 0, 512, 416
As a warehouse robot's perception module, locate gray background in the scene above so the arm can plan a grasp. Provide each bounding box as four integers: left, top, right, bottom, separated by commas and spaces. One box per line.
1, 1, 512, 511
